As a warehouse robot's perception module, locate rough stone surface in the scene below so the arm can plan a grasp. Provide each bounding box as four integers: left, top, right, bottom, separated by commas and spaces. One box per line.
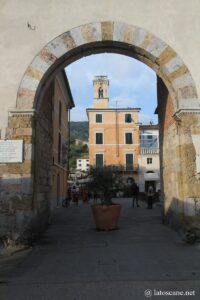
101, 21, 114, 41
146, 37, 168, 59
38, 47, 57, 65
61, 32, 76, 51
25, 66, 44, 81
163, 55, 185, 75
47, 37, 68, 59
80, 23, 101, 43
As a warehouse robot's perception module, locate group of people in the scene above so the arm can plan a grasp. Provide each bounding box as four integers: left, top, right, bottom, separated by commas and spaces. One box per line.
68, 185, 92, 205
68, 180, 157, 209
131, 179, 155, 209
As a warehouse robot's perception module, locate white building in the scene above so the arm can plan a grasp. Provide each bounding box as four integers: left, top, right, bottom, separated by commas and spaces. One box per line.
138, 125, 160, 193
76, 157, 90, 172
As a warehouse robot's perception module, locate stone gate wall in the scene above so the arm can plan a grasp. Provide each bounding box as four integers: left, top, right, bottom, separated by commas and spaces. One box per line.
157, 77, 200, 231
1, 1, 200, 242
0, 111, 35, 242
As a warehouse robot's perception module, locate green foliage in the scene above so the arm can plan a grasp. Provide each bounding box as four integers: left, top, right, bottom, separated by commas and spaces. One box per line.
123, 185, 133, 197
69, 121, 89, 171
88, 166, 124, 205
69, 140, 88, 170
70, 121, 88, 141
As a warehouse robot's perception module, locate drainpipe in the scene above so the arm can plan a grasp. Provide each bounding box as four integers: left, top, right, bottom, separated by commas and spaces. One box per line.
115, 101, 119, 158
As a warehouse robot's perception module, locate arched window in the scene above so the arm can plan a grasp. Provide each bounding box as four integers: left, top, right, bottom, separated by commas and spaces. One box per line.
98, 86, 103, 98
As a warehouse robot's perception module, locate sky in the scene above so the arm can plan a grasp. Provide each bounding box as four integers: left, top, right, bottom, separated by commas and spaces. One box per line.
65, 53, 158, 124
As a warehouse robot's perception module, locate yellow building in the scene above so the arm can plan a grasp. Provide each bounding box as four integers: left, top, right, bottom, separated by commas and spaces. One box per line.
41, 71, 74, 208
87, 76, 140, 179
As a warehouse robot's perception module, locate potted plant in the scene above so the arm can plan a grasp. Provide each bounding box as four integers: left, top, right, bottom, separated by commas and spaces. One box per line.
88, 166, 124, 230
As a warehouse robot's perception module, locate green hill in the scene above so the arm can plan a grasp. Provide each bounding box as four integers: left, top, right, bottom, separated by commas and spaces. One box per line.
70, 121, 88, 141
69, 121, 89, 171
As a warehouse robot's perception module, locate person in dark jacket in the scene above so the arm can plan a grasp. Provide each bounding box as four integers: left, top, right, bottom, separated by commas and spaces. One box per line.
147, 185, 154, 209
131, 179, 139, 208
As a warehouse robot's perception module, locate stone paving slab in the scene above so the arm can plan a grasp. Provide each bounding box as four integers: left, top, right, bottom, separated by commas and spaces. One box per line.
0, 198, 200, 300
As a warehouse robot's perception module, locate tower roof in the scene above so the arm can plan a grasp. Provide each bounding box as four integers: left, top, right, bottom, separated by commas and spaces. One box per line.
93, 76, 109, 85
94, 75, 108, 80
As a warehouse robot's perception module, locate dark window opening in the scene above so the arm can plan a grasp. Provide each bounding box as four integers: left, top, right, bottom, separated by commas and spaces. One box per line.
96, 133, 103, 144
58, 133, 61, 164
125, 113, 132, 123
59, 101, 62, 128
96, 154, 103, 167
96, 114, 102, 123
126, 154, 133, 171
125, 132, 133, 144
147, 158, 152, 164
98, 87, 103, 98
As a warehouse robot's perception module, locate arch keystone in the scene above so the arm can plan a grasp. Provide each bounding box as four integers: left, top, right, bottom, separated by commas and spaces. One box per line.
101, 22, 114, 41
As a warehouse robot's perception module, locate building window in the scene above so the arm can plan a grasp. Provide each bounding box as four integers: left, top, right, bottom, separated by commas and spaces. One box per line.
125, 132, 133, 144
59, 101, 62, 128
96, 133, 103, 144
140, 134, 158, 148
125, 113, 132, 123
126, 154, 133, 171
96, 154, 103, 167
58, 133, 61, 164
96, 114, 102, 123
98, 86, 103, 98
147, 158, 152, 164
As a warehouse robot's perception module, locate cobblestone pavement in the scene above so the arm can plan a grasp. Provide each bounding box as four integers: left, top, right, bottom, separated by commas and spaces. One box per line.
0, 198, 200, 300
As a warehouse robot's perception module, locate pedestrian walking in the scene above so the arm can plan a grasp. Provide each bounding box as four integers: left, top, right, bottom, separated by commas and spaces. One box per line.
93, 191, 98, 203
147, 185, 154, 209
131, 179, 139, 208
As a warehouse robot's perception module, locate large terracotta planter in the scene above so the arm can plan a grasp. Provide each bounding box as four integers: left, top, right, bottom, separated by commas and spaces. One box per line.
91, 204, 122, 230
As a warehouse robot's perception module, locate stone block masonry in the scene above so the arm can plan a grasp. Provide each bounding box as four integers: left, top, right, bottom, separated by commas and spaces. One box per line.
0, 111, 35, 242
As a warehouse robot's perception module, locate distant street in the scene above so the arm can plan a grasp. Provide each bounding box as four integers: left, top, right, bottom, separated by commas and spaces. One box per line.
0, 198, 200, 300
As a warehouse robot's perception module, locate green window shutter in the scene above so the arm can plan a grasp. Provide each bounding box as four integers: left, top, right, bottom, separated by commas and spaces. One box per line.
96, 133, 103, 144
125, 133, 133, 144
96, 114, 102, 123
96, 154, 103, 167
126, 154, 133, 170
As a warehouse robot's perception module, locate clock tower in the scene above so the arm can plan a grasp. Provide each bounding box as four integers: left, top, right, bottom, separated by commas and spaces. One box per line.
93, 76, 109, 108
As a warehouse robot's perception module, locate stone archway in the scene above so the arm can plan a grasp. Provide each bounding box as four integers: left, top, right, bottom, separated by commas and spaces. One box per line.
16, 22, 198, 110
3, 21, 200, 241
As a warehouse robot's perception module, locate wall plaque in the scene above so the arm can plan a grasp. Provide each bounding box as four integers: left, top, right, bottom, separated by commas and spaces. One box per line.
0, 140, 23, 163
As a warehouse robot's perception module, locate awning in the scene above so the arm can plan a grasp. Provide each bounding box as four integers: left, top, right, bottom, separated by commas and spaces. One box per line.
144, 172, 159, 181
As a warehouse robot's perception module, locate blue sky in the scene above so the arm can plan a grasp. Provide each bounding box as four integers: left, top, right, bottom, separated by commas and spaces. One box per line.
65, 53, 158, 124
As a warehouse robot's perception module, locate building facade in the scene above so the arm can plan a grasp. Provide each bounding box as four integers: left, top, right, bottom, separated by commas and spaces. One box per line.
76, 157, 90, 172
138, 125, 160, 193
87, 76, 140, 180
41, 71, 74, 208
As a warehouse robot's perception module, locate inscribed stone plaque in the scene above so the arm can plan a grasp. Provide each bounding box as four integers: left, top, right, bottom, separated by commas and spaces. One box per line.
0, 140, 23, 163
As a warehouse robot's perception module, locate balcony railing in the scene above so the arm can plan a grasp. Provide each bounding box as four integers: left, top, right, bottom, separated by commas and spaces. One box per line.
139, 147, 159, 155
109, 164, 139, 172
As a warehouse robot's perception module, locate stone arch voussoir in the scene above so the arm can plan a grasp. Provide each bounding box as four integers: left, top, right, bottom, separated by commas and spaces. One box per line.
16, 21, 199, 112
